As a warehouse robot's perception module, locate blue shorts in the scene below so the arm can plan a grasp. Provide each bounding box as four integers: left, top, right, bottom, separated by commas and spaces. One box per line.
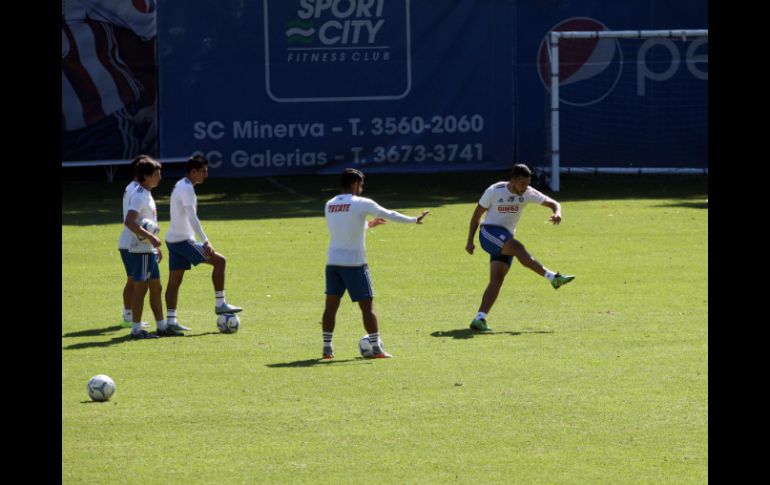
128, 252, 160, 282
479, 225, 514, 266
325, 265, 374, 302
119, 249, 132, 277
167, 240, 207, 271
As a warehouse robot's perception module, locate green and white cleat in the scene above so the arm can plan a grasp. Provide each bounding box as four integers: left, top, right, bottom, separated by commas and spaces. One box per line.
121, 320, 148, 329
469, 318, 492, 331
550, 273, 575, 289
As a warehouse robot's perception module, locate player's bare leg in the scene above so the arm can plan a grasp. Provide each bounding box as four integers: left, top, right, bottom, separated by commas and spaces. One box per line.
207, 251, 226, 291
208, 251, 241, 314
502, 238, 546, 276
165, 269, 185, 311
131, 281, 148, 325
359, 299, 390, 358
321, 295, 341, 359
471, 261, 510, 331
503, 238, 575, 289
478, 261, 511, 314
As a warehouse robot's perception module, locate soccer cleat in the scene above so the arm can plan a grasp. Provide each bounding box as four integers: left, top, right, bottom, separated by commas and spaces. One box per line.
371, 347, 392, 358
322, 347, 334, 360
121, 320, 149, 329
215, 303, 242, 314
166, 322, 191, 332
130, 330, 159, 339
469, 318, 492, 331
550, 273, 575, 289
157, 327, 185, 337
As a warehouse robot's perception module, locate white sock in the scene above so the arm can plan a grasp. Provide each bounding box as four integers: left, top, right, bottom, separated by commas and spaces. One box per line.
131, 322, 142, 334
323, 332, 333, 348
215, 291, 226, 306
156, 319, 167, 331
167, 309, 177, 323
475, 312, 487, 321
544, 270, 556, 281
123, 309, 132, 322
368, 333, 380, 348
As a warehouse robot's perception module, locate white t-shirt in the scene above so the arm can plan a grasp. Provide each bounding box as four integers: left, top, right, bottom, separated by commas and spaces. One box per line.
126, 186, 158, 254
479, 182, 547, 234
325, 194, 417, 266
118, 180, 140, 250
165, 177, 207, 243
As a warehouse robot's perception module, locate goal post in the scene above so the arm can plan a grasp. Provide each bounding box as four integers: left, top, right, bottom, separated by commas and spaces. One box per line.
548, 29, 708, 191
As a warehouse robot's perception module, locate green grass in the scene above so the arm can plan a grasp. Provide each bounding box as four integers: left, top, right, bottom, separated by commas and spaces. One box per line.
62, 173, 708, 484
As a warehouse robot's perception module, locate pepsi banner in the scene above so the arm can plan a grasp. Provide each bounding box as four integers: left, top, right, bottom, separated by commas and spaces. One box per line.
159, 0, 515, 176
516, 3, 708, 169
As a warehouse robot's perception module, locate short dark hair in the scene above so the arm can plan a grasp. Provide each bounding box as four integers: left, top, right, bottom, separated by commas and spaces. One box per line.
510, 163, 533, 180
187, 155, 209, 173
341, 168, 364, 188
135, 156, 162, 182
130, 155, 151, 180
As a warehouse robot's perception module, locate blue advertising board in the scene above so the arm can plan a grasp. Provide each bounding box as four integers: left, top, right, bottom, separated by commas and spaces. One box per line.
156, 0, 707, 176
159, 0, 515, 176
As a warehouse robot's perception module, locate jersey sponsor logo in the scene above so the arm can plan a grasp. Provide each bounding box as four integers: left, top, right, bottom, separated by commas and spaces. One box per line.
497, 205, 519, 213
328, 204, 351, 213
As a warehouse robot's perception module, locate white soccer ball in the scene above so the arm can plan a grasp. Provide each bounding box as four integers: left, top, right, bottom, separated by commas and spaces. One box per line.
87, 374, 116, 402
217, 313, 240, 334
137, 218, 159, 240
358, 335, 383, 358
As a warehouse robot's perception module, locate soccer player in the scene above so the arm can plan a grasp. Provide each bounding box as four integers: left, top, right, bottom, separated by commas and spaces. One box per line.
321, 168, 429, 359
465, 163, 575, 331
164, 155, 241, 332
123, 156, 169, 339
118, 156, 148, 328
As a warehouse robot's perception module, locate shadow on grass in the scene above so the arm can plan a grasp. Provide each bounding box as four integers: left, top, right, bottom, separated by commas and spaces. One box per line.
62, 172, 708, 226
654, 200, 708, 209
265, 358, 363, 368
63, 334, 135, 350
430, 328, 555, 340
62, 325, 124, 338
62, 329, 248, 349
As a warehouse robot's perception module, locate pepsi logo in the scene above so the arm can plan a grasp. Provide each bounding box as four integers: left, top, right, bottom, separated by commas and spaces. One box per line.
537, 17, 623, 106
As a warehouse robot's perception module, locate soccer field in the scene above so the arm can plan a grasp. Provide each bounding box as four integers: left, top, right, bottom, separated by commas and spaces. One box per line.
62, 173, 708, 484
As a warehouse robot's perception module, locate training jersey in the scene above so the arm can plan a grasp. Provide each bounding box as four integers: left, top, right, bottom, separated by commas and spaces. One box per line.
118, 180, 140, 249
325, 194, 416, 266
126, 186, 158, 254
479, 182, 547, 234
165, 177, 207, 243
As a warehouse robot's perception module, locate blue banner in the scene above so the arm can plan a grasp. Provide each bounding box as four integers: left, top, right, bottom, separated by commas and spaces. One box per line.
159, 0, 515, 176
515, 1, 708, 169
157, 0, 707, 176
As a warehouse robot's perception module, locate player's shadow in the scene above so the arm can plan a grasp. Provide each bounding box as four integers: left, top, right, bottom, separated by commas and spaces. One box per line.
266, 358, 362, 368
430, 329, 554, 340
62, 334, 135, 350
62, 325, 124, 338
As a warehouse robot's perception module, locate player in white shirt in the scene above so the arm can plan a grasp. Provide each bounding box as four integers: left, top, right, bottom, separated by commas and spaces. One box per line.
164, 155, 241, 333
465, 163, 575, 331
117, 156, 149, 328
123, 157, 166, 339
321, 168, 430, 359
